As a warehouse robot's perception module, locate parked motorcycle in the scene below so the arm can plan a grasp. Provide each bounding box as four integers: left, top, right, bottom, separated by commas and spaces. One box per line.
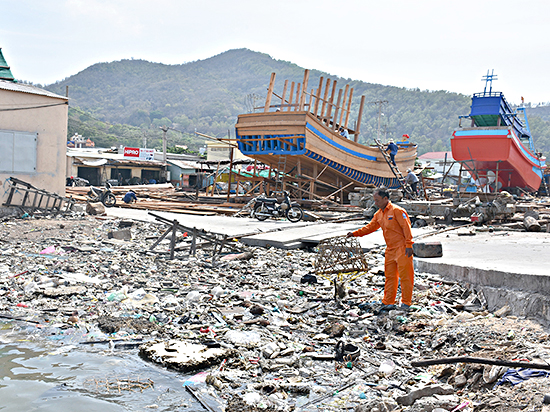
252, 191, 303, 222
66, 176, 89, 187
87, 182, 117, 207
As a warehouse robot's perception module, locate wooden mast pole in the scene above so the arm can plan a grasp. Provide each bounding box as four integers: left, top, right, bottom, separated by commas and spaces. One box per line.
354, 95, 366, 143
264, 73, 276, 113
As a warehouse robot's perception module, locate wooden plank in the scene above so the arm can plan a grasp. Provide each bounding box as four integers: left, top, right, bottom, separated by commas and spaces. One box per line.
299, 69, 310, 111
264, 73, 276, 112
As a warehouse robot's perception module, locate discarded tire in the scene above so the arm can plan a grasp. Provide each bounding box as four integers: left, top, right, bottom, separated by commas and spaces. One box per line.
413, 241, 443, 258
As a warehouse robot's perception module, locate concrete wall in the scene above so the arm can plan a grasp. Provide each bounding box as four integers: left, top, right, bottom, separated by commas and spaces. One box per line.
0, 88, 68, 202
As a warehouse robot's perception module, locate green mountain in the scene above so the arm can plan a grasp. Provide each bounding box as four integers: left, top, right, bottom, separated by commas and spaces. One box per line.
45, 48, 550, 157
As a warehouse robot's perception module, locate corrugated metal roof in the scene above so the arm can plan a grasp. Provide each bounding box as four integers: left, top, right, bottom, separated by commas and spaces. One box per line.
0, 79, 67, 100
418, 151, 454, 160
67, 148, 166, 167
167, 159, 203, 170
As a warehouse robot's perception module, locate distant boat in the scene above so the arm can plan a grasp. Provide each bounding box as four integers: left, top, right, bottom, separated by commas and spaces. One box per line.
451, 71, 546, 192
235, 70, 417, 198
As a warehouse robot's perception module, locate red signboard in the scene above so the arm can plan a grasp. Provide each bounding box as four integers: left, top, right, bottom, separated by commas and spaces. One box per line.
124, 147, 140, 157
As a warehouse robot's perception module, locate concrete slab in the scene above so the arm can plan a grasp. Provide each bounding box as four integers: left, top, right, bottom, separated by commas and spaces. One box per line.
414, 230, 550, 292
106, 207, 311, 238
240, 222, 362, 249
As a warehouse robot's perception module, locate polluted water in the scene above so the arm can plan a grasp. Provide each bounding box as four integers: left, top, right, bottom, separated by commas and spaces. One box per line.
0, 321, 206, 412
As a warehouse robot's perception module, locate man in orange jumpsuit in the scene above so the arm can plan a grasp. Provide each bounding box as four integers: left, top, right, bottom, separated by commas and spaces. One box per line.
347, 187, 414, 311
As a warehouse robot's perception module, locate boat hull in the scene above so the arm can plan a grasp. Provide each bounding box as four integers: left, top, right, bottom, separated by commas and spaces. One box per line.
451, 126, 545, 191
235, 111, 417, 192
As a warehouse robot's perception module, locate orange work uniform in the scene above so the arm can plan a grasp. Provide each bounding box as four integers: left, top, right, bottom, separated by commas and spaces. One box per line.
352, 201, 414, 306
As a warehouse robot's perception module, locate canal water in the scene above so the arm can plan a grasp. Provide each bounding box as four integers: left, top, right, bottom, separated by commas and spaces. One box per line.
0, 319, 215, 412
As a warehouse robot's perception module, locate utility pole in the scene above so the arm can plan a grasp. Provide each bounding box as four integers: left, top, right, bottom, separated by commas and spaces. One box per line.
370, 100, 388, 141
159, 126, 169, 163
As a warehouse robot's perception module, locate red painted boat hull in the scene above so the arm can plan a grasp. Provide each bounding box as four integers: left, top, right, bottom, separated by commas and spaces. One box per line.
451, 127, 546, 191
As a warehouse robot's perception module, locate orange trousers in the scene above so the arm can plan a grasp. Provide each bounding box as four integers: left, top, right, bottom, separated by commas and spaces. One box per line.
382, 245, 414, 306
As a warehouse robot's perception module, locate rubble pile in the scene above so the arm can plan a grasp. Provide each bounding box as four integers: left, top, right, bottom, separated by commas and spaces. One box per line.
1, 215, 550, 411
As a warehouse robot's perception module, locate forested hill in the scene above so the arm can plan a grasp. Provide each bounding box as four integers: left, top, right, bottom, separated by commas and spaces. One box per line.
45, 48, 550, 156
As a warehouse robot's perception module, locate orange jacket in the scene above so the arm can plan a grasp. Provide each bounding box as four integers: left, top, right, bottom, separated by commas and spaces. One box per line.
352, 201, 414, 249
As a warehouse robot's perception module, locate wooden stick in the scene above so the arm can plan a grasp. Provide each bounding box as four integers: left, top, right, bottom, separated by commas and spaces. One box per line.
411, 356, 550, 371
264, 72, 276, 113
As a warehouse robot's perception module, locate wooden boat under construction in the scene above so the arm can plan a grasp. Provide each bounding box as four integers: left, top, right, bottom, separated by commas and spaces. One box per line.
235, 70, 417, 198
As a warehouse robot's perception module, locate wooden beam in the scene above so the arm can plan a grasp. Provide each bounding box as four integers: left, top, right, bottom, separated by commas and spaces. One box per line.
326, 80, 337, 127
299, 69, 310, 111
308, 89, 314, 114
210, 161, 221, 196
264, 73, 276, 113
332, 89, 343, 131
320, 181, 354, 201
295, 83, 301, 111
344, 88, 353, 128
320, 78, 330, 121
226, 147, 234, 201
317, 164, 329, 179
280, 80, 288, 111
245, 180, 263, 196
287, 81, 295, 112
339, 85, 349, 127
313, 76, 324, 116
354, 95, 366, 142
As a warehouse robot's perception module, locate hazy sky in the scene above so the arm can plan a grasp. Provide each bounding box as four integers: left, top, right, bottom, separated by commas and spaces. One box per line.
2, 0, 549, 105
